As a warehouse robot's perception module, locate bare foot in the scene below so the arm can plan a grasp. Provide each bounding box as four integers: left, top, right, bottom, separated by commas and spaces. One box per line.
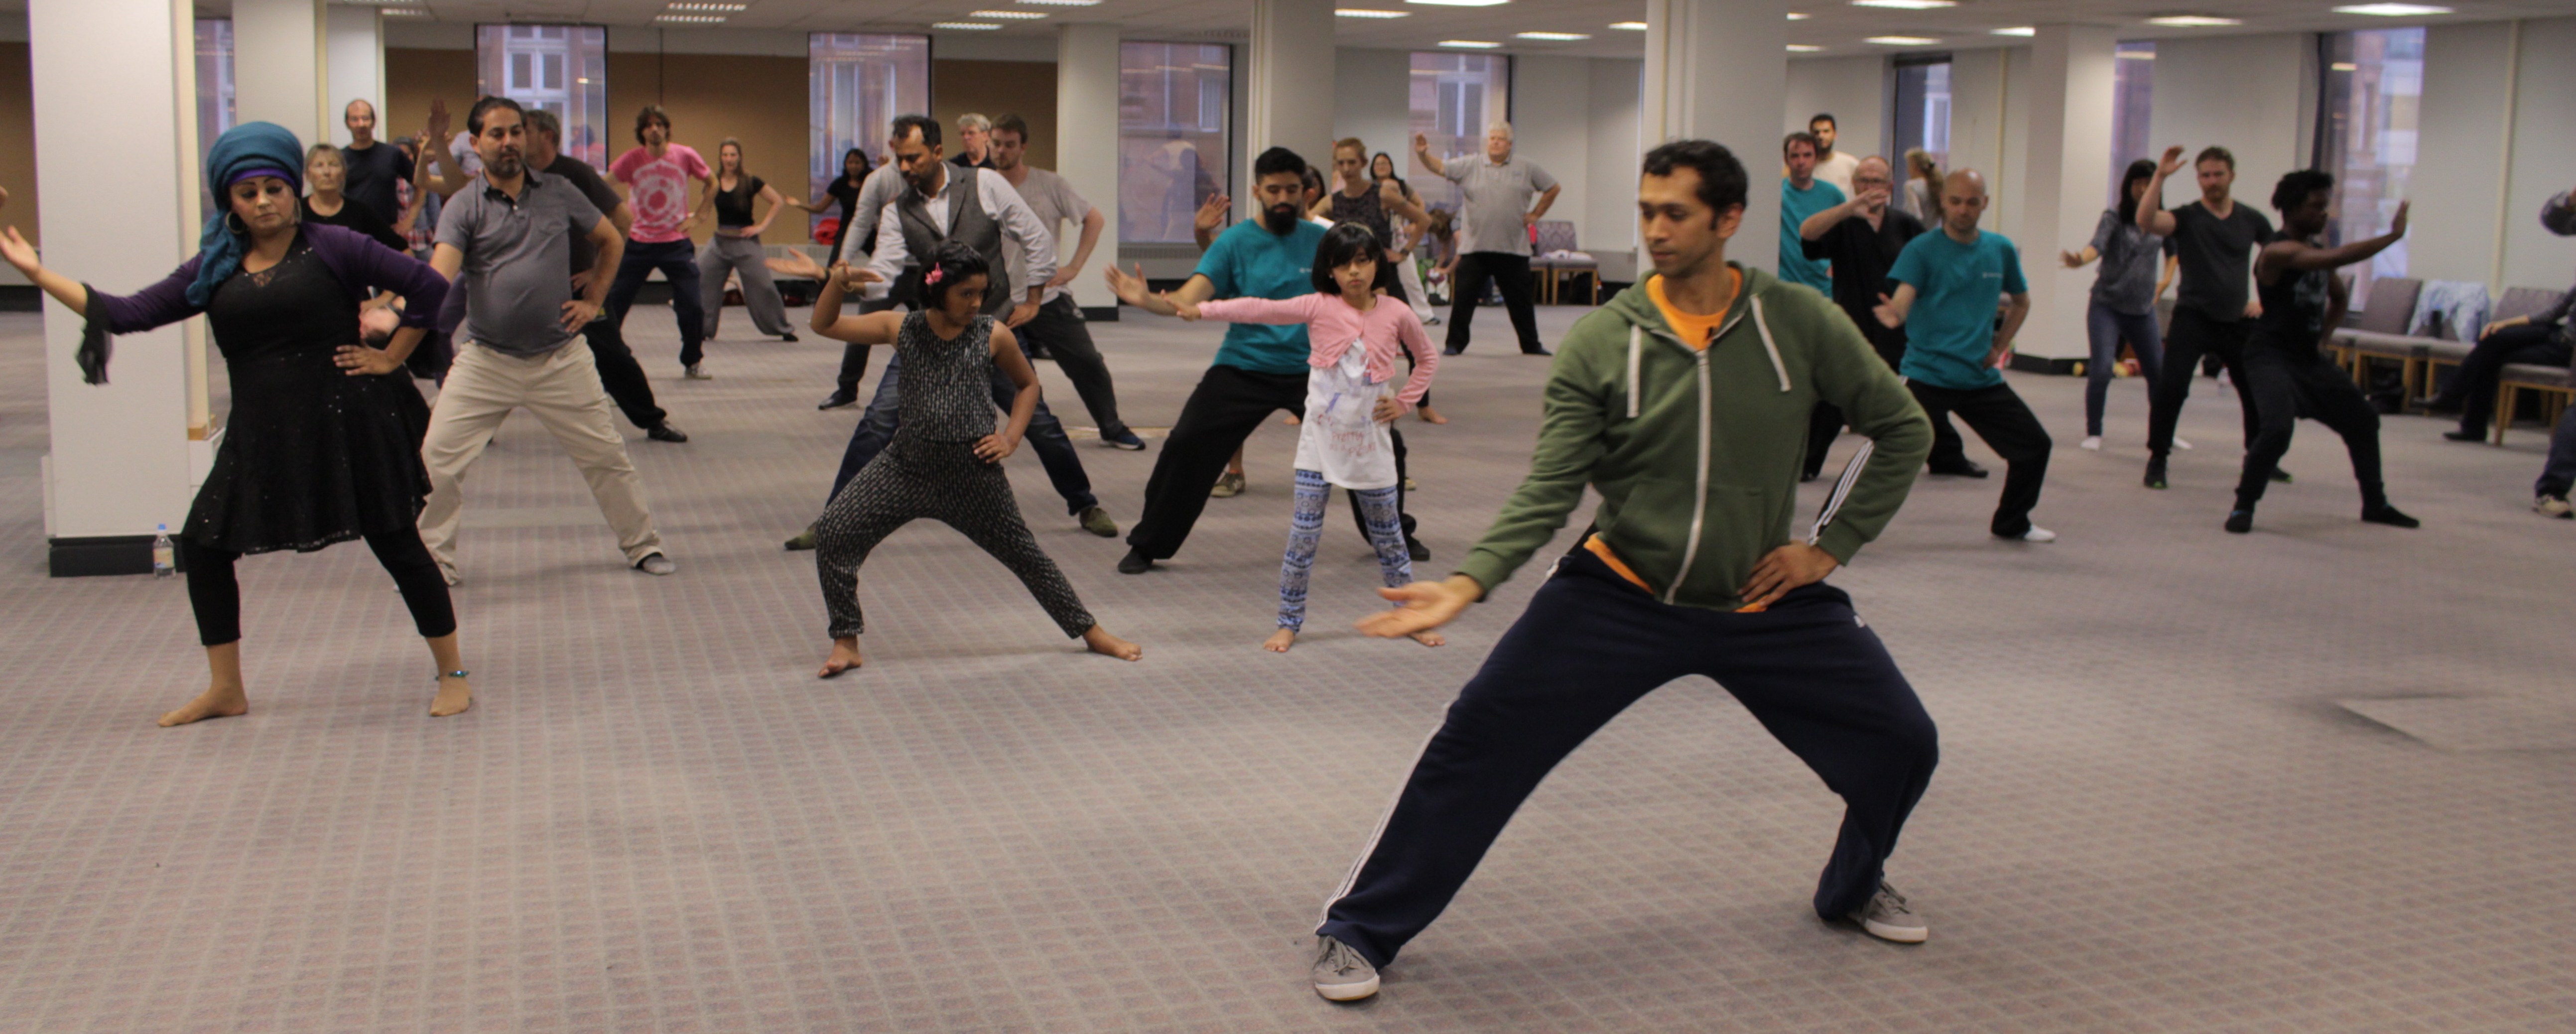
1407, 629, 1446, 648
430, 673, 473, 717
818, 637, 863, 678
1283, 413, 1301, 425
1083, 626, 1144, 661
1418, 406, 1449, 425
158, 685, 248, 727
1263, 627, 1298, 652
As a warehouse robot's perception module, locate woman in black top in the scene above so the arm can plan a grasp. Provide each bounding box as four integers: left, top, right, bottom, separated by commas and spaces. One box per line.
692, 138, 798, 343
2229, 169, 2417, 534
799, 147, 873, 256
300, 144, 408, 254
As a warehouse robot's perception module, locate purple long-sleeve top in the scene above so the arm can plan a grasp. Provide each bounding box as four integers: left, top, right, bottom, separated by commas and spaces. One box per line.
90, 223, 449, 335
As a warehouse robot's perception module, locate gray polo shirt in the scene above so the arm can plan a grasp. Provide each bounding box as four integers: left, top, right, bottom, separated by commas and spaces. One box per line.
1005, 167, 1093, 305
1443, 154, 1557, 258
435, 170, 606, 357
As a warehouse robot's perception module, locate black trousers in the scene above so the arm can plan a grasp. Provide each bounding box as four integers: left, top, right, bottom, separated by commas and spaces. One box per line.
582, 314, 669, 431
180, 529, 456, 647
1317, 547, 1937, 968
604, 239, 708, 368
2235, 346, 2387, 511
1125, 364, 1417, 560
1445, 252, 1545, 354
2147, 306, 2260, 457
1017, 295, 1131, 439
1907, 382, 2052, 536
2431, 323, 2573, 435
835, 294, 909, 393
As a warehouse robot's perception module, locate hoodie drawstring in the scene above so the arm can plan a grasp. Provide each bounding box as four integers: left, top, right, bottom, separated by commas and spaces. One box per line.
1749, 296, 1793, 393
1626, 325, 1644, 419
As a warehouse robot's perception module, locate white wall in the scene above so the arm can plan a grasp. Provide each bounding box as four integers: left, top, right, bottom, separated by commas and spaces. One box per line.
1785, 55, 1885, 164
2412, 21, 2517, 291
1586, 58, 1643, 280
1331, 47, 1411, 173
324, 6, 382, 146
1513, 54, 1592, 249
2502, 18, 2576, 291
2144, 33, 2317, 232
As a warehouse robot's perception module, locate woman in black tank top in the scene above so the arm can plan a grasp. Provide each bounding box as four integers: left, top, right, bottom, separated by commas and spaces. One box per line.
2228, 170, 2418, 534
692, 138, 801, 344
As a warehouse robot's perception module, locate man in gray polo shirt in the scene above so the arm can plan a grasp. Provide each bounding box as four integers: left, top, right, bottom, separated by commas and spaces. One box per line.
1414, 121, 1561, 356
421, 96, 674, 583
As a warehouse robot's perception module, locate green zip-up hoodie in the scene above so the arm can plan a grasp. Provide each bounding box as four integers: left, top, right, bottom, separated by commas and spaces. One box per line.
1454, 264, 1932, 611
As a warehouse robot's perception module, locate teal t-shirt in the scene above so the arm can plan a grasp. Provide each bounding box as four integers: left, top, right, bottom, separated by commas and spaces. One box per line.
1195, 219, 1329, 375
1886, 228, 2028, 390
1778, 177, 1846, 293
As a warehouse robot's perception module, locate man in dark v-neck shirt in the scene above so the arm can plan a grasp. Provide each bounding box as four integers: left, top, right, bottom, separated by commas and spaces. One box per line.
2136, 144, 2275, 490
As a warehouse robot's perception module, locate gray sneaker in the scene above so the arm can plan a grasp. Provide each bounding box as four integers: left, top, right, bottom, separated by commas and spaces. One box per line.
2537, 494, 2573, 519
1309, 936, 1380, 1001
1847, 881, 1929, 943
634, 553, 677, 576
684, 364, 714, 380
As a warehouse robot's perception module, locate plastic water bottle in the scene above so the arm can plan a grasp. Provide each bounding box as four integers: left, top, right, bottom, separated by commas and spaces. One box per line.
151, 524, 174, 579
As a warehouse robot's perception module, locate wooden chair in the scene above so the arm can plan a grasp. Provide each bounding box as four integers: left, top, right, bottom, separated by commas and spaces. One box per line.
1529, 220, 1598, 305
2489, 287, 2574, 445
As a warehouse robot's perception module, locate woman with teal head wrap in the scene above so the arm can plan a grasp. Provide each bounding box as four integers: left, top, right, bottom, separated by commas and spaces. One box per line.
0, 120, 480, 725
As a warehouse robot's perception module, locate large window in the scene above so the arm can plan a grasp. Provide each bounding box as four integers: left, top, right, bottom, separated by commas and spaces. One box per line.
810, 33, 932, 241
194, 19, 235, 201
1407, 52, 1509, 213
1118, 42, 1231, 245
476, 25, 609, 168
1890, 56, 1951, 177
2316, 27, 2423, 311
2110, 42, 2155, 207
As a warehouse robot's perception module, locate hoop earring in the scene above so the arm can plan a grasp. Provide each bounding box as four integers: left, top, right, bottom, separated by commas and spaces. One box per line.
225, 212, 249, 236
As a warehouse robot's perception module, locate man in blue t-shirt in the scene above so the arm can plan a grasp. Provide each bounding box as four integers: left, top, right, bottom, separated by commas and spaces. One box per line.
1105, 146, 1367, 574
1778, 132, 1846, 294
1876, 168, 2056, 543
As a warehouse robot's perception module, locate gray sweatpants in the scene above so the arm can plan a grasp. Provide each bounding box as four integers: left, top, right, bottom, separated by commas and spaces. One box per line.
698, 234, 794, 339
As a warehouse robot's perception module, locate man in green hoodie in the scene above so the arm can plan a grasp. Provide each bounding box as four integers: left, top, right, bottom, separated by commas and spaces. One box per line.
1306, 139, 1939, 1003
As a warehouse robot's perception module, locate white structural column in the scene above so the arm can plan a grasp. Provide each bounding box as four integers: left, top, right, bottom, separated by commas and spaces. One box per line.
1057, 23, 1122, 311
30, 0, 202, 574
232, 0, 328, 144
2012, 25, 2119, 362
1644, 0, 1786, 271
324, 6, 385, 146
1243, 0, 1335, 217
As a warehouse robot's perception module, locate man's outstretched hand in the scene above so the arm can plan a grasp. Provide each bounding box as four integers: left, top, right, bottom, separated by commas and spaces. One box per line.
1356, 575, 1482, 639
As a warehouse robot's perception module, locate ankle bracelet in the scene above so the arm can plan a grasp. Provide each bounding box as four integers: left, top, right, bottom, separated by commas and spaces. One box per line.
436, 669, 469, 680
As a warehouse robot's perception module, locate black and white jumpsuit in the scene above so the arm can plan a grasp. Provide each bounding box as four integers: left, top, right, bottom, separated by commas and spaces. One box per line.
814, 311, 1096, 640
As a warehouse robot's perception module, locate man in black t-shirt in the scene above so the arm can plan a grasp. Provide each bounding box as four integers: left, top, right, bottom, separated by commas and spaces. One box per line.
339, 100, 413, 226
2136, 144, 2275, 490
524, 108, 687, 443
1798, 154, 1973, 479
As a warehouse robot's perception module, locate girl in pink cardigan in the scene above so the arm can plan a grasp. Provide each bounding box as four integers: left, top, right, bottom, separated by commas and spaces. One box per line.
1129, 223, 1442, 651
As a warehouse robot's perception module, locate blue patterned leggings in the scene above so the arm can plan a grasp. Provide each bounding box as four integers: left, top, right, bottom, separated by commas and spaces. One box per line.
1279, 469, 1413, 632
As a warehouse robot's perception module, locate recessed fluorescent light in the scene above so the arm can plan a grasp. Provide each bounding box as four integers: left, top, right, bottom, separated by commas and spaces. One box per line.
2117, 49, 2155, 59
1439, 39, 1504, 48
1410, 0, 1511, 6
664, 2, 747, 10
1992, 26, 2036, 36
933, 21, 1003, 29
1609, 21, 1648, 29
2334, 2, 2451, 13
971, 9, 1048, 16
1787, 11, 1810, 18
380, 6, 428, 14
1788, 44, 1823, 52
2331, 61, 2359, 71
1852, 0, 1956, 9
1337, 8, 1411, 16
655, 13, 728, 22
1516, 31, 1590, 40
1013, 0, 1099, 4
2146, 14, 2242, 25
1865, 35, 1943, 45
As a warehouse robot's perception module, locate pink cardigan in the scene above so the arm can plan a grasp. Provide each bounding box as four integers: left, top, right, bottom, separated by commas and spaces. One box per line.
1193, 292, 1439, 408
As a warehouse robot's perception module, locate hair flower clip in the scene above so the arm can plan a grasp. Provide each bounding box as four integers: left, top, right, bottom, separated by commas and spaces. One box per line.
924, 266, 945, 286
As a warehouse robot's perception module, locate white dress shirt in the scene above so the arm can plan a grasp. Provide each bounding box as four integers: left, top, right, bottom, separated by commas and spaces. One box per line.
864, 165, 1056, 298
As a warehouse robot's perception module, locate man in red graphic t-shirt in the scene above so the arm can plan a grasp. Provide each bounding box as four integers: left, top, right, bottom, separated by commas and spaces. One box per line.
605, 105, 718, 379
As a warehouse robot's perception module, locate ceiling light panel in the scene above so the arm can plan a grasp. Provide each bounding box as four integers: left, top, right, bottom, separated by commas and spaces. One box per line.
1992, 26, 2036, 36
2333, 3, 2452, 14
1012, 0, 1100, 5
664, 2, 747, 10
1516, 31, 1590, 40
1336, 8, 1411, 16
1851, 0, 1956, 9
970, 9, 1048, 17
1787, 44, 1823, 51
2146, 14, 2243, 25
656, 13, 729, 22
1439, 39, 1504, 47
933, 21, 1003, 29
1409, 0, 1512, 7
1609, 21, 1648, 29
1864, 35, 1942, 45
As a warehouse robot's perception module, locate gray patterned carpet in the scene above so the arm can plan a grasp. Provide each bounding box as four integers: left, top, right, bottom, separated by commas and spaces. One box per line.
1, 302, 2571, 1033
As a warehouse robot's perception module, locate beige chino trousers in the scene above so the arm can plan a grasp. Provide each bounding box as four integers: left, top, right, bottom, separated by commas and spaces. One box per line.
418, 341, 666, 570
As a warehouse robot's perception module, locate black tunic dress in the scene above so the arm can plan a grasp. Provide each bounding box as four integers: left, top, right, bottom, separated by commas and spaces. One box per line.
185, 233, 433, 554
